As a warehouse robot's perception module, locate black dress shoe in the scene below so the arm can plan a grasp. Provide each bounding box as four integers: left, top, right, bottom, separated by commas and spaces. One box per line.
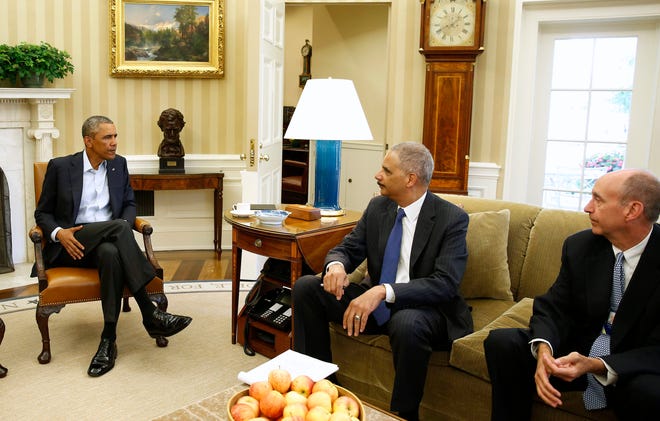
88, 338, 117, 377
144, 308, 192, 338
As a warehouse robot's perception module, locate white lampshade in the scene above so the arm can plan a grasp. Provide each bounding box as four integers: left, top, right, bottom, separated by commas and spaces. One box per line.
284, 78, 373, 141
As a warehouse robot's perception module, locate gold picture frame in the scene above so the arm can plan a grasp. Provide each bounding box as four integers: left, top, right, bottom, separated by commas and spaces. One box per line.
110, 0, 224, 78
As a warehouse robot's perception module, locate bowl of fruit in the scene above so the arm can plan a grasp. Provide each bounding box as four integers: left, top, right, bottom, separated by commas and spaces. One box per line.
228, 368, 364, 421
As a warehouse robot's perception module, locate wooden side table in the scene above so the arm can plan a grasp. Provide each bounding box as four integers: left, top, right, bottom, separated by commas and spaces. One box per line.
130, 171, 224, 254
225, 209, 361, 357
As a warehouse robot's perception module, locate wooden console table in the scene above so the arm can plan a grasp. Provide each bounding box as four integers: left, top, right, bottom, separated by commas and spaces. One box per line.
225, 209, 361, 357
130, 171, 224, 254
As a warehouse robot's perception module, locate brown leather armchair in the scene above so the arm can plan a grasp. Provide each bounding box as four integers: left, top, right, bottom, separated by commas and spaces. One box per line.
30, 162, 168, 364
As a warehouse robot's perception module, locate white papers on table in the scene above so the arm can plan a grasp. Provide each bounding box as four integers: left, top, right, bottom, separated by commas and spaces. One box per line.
237, 349, 339, 385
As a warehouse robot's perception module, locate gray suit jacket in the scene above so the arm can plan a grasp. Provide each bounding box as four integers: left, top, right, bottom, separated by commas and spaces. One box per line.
325, 193, 473, 341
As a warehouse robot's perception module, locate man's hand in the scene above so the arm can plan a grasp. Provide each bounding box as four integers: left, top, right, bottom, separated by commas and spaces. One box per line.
534, 343, 563, 408
342, 285, 386, 337
553, 351, 606, 382
323, 264, 349, 300
56, 226, 85, 260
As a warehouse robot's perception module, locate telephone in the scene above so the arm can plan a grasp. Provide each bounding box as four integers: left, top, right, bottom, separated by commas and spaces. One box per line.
246, 287, 292, 331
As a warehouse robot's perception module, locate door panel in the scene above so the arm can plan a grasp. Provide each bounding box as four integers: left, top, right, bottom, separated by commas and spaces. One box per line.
242, 0, 285, 280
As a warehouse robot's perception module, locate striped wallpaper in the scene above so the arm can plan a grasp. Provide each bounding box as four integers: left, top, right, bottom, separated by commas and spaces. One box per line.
1, 0, 516, 178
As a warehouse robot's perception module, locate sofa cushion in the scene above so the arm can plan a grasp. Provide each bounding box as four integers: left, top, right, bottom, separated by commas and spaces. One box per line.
440, 194, 542, 300
450, 298, 534, 381
466, 298, 517, 331
518, 208, 591, 300
461, 209, 514, 300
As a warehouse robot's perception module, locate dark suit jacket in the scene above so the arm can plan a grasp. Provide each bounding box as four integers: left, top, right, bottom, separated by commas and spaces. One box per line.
325, 193, 473, 341
530, 225, 660, 381
34, 151, 136, 268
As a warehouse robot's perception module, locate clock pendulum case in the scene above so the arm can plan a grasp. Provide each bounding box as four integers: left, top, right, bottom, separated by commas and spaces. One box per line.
418, 0, 486, 194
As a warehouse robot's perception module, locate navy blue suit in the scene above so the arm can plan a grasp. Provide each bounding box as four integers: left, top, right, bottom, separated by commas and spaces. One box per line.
293, 193, 472, 414
485, 226, 660, 420
34, 152, 155, 321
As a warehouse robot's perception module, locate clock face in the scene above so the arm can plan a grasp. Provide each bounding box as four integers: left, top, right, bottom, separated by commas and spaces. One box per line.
428, 0, 477, 47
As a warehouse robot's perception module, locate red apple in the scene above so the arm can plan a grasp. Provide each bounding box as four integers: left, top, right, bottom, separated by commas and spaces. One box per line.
290, 374, 315, 397
236, 395, 260, 416
312, 379, 339, 402
329, 412, 352, 421
285, 390, 308, 406
306, 391, 332, 412
332, 396, 360, 418
249, 380, 273, 401
305, 405, 332, 421
269, 368, 292, 393
283, 402, 308, 418
230, 402, 258, 421
260, 390, 287, 419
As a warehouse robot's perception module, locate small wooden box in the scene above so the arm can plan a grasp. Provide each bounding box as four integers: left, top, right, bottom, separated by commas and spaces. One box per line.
285, 204, 321, 221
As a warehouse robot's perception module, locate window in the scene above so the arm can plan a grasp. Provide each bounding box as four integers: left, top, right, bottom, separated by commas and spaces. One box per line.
542, 36, 635, 211
504, 2, 660, 209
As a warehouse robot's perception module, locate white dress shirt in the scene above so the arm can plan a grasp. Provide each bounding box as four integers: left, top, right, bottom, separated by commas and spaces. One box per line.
382, 192, 427, 303
50, 152, 112, 242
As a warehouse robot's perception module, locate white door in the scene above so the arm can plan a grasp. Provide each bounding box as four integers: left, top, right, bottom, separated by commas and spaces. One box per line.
241, 0, 285, 279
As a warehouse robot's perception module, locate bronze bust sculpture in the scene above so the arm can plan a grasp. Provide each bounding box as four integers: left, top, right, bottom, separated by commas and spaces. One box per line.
157, 108, 185, 158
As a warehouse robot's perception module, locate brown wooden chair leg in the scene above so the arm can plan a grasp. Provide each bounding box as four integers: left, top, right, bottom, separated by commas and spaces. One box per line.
0, 316, 6, 378
36, 304, 64, 364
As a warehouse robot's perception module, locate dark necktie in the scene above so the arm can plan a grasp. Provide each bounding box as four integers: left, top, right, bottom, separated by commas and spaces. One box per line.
372, 208, 406, 325
583, 251, 625, 410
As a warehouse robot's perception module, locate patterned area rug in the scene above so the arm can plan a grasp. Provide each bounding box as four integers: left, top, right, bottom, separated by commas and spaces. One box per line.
0, 280, 256, 315
0, 283, 268, 420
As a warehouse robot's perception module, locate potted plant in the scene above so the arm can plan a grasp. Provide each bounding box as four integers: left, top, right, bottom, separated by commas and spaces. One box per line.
11, 42, 74, 88
0, 44, 17, 87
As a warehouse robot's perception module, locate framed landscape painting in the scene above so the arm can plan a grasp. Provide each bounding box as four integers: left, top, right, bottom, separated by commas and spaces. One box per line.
110, 0, 224, 78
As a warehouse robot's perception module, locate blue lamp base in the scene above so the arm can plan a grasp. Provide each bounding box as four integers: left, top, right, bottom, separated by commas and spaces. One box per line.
314, 139, 345, 216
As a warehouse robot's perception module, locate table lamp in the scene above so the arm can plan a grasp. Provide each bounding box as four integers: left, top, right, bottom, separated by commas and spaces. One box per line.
283, 78, 373, 216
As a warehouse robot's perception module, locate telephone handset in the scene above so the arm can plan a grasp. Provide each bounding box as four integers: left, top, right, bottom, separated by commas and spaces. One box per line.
246, 287, 292, 331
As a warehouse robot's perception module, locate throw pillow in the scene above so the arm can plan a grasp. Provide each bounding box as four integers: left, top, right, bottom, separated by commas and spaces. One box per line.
460, 209, 513, 300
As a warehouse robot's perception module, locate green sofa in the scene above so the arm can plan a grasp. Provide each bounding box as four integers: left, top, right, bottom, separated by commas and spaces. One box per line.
329, 194, 618, 420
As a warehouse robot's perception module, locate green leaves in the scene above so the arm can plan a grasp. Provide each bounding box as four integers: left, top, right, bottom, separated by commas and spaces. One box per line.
0, 42, 74, 84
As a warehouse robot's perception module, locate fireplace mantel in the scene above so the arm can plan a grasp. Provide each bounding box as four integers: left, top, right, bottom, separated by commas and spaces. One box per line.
0, 87, 74, 264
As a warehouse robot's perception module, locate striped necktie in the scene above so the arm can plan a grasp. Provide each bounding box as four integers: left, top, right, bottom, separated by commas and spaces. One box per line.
583, 251, 625, 410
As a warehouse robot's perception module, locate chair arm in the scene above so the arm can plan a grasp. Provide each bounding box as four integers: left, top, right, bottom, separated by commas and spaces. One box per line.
133, 217, 163, 279
29, 225, 48, 290
134, 217, 153, 235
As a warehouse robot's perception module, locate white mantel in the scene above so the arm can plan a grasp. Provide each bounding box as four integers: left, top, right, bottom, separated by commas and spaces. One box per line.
0, 88, 74, 264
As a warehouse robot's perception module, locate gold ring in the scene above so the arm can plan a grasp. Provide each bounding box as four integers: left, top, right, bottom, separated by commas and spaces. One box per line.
354, 315, 361, 320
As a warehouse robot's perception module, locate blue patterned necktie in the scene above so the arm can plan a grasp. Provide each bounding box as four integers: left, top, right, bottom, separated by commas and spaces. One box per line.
583, 251, 625, 410
372, 208, 406, 325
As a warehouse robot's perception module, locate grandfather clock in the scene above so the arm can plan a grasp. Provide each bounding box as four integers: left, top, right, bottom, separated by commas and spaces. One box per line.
419, 0, 486, 194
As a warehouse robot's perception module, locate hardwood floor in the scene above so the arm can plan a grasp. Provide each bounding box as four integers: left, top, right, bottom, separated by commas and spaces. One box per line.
0, 250, 231, 300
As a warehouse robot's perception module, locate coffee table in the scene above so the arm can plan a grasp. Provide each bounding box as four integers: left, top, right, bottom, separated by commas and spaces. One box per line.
153, 383, 404, 420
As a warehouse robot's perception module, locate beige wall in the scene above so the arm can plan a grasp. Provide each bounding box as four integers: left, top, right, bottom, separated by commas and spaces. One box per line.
284, 4, 388, 143
1, 0, 516, 184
